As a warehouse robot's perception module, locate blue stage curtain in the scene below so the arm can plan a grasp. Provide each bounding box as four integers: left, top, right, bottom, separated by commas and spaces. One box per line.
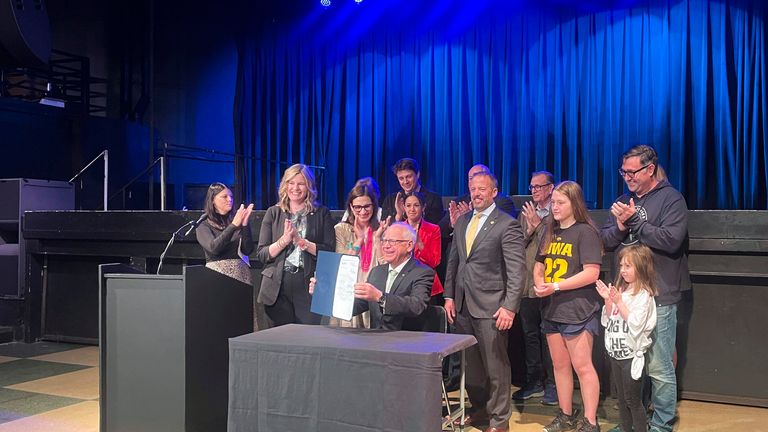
235, 0, 767, 210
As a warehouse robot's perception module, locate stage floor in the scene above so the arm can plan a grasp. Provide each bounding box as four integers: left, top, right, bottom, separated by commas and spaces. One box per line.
0, 341, 764, 431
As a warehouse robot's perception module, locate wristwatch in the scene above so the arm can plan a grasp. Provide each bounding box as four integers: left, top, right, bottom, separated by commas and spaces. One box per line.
553, 282, 561, 293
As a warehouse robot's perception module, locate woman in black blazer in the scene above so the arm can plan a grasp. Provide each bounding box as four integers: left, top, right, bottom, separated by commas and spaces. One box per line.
256, 164, 336, 326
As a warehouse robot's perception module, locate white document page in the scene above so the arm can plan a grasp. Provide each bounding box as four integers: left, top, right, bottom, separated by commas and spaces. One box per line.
331, 255, 359, 320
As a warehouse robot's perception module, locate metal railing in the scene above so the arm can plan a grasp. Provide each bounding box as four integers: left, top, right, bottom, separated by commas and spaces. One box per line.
109, 157, 166, 211
69, 150, 109, 210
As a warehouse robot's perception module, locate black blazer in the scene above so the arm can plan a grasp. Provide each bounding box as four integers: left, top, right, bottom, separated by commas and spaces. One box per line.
354, 258, 433, 330
256, 205, 336, 306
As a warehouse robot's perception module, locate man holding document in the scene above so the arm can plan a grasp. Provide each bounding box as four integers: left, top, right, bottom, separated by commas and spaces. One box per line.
311, 222, 433, 330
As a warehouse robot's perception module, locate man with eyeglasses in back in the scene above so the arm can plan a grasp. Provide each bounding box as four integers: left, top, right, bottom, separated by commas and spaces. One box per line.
310, 222, 433, 330
600, 145, 690, 432
512, 171, 558, 406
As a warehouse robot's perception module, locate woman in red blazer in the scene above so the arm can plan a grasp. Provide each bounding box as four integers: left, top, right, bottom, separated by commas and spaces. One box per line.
403, 192, 443, 297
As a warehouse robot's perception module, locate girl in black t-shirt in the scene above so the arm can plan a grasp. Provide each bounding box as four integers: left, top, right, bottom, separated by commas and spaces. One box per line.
534, 181, 603, 432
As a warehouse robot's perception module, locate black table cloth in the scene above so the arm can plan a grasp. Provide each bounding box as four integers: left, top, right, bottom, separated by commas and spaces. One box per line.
228, 324, 477, 432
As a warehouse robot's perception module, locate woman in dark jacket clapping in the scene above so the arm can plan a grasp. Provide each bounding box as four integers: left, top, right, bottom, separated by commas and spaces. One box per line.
256, 164, 335, 326
196, 182, 254, 285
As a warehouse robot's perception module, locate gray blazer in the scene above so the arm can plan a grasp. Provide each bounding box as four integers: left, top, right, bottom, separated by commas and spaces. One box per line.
444, 206, 526, 318
354, 258, 433, 330
256, 205, 336, 306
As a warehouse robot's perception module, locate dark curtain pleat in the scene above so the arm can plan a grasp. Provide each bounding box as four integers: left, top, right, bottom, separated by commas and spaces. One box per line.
235, 0, 767, 210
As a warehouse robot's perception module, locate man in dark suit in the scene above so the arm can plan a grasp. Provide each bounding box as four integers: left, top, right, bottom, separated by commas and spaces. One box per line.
380, 158, 445, 224
310, 222, 433, 330
444, 171, 526, 432
436, 164, 517, 298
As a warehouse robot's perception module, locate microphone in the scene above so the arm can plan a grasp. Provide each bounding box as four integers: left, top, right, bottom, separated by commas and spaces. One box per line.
158, 213, 207, 275
184, 213, 208, 237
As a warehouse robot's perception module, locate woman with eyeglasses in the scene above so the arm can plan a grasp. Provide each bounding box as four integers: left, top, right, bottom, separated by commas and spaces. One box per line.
402, 191, 443, 299
333, 180, 390, 327
256, 164, 335, 327
339, 176, 382, 222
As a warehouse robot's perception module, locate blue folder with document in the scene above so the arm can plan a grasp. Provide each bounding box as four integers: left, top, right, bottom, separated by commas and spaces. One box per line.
310, 250, 360, 320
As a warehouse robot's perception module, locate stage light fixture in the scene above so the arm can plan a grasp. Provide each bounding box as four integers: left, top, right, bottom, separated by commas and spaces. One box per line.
320, 0, 331, 6
39, 83, 65, 108
354, 0, 363, 3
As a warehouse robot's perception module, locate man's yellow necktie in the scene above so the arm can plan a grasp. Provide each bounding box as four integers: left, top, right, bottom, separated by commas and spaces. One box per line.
465, 213, 483, 255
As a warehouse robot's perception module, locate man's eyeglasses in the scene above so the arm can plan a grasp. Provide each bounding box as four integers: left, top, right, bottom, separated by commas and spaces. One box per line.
351, 204, 373, 212
618, 164, 651, 179
528, 183, 552, 192
380, 238, 411, 246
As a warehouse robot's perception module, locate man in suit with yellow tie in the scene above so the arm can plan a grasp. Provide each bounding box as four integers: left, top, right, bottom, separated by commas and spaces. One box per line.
444, 170, 526, 432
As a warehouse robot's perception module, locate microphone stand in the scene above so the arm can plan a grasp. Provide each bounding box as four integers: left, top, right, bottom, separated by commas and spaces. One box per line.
157, 219, 197, 275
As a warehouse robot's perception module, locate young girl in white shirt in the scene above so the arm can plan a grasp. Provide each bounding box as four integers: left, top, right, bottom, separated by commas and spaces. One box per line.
596, 244, 657, 432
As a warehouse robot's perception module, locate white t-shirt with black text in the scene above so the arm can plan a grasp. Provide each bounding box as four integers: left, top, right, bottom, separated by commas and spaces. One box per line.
601, 289, 657, 379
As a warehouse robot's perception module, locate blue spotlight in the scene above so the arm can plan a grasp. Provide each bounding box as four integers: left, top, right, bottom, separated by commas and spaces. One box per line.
354, 0, 363, 3
320, 0, 330, 6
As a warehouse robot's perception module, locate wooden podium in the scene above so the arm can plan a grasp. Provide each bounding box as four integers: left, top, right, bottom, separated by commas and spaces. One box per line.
99, 264, 253, 432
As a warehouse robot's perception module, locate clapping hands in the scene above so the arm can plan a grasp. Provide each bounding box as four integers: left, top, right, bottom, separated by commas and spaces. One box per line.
596, 279, 621, 303
448, 200, 472, 227
232, 203, 254, 227
394, 191, 405, 221
610, 198, 637, 231
281, 218, 298, 245
353, 217, 368, 242
520, 201, 542, 235
374, 215, 392, 239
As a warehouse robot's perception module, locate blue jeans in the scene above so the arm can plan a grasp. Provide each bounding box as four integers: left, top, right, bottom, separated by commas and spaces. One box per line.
647, 304, 678, 431
519, 297, 554, 388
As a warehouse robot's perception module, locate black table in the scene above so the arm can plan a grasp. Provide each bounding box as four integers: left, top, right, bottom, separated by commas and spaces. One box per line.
228, 324, 477, 432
